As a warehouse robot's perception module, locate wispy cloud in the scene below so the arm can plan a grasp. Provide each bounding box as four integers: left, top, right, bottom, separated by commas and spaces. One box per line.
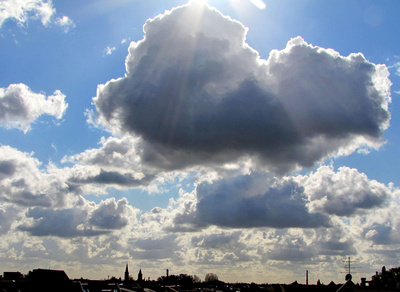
0, 0, 74, 30
104, 46, 116, 55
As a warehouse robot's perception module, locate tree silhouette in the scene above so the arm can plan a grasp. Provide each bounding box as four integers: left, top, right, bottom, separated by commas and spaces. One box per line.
204, 273, 219, 282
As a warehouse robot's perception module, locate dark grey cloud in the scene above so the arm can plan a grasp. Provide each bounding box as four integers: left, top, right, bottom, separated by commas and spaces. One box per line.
17, 197, 137, 238
363, 223, 394, 245
92, 2, 391, 173
0, 160, 16, 180
69, 169, 154, 187
191, 231, 241, 249
19, 207, 109, 237
268, 247, 315, 262
172, 174, 330, 230
316, 241, 356, 256
196, 175, 330, 228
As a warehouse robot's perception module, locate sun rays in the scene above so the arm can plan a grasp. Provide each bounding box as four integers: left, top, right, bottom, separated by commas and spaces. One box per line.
191, 0, 267, 10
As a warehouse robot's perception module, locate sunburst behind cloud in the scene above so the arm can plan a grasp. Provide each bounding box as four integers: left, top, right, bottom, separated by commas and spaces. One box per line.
249, 0, 266, 9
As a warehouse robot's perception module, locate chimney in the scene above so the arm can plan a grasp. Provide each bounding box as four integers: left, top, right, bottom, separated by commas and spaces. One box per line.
306, 270, 309, 285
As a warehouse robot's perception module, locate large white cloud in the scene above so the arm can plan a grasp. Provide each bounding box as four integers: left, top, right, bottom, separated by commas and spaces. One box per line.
92, 1, 391, 174
0, 84, 68, 132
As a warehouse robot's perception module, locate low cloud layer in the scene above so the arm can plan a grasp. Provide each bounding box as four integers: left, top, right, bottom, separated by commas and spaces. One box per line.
92, 1, 391, 173
170, 167, 391, 230
0, 84, 68, 132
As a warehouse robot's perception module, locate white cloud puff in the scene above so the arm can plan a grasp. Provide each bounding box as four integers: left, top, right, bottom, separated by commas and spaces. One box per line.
0, 83, 68, 132
55, 15, 75, 32
0, 0, 74, 29
92, 2, 391, 174
0, 0, 54, 26
297, 165, 390, 216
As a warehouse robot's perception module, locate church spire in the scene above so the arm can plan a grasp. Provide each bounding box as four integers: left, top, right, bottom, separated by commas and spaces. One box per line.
138, 268, 143, 282
124, 263, 129, 282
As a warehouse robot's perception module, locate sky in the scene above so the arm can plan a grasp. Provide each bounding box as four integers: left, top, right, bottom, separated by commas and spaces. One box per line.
1, 0, 400, 285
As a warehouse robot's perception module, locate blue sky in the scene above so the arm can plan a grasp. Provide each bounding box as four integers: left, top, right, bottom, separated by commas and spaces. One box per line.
1, 0, 400, 284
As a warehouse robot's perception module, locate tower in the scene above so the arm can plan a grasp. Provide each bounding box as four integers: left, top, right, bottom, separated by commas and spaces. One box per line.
124, 264, 129, 282
138, 268, 143, 282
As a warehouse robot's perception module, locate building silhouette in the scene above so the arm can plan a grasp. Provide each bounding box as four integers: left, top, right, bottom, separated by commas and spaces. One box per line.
3, 263, 400, 292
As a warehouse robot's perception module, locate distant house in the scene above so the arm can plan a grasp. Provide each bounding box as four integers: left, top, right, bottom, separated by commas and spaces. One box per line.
28, 268, 70, 283
3, 271, 23, 280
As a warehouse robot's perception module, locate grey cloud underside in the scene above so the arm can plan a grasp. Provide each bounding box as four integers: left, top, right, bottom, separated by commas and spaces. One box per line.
0, 160, 16, 179
171, 174, 330, 230
68, 169, 154, 187
194, 175, 330, 229
18, 197, 134, 237
0, 92, 28, 120
18, 207, 110, 238
93, 2, 391, 173
171, 167, 391, 230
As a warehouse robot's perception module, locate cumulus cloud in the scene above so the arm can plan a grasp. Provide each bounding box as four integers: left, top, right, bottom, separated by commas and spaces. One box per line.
0, 0, 74, 30
0, 145, 71, 208
91, 1, 391, 174
165, 164, 395, 230
0, 84, 68, 132
89, 197, 136, 230
195, 174, 330, 228
297, 165, 390, 216
63, 136, 143, 171
171, 174, 329, 230
18, 207, 107, 237
19, 197, 139, 237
